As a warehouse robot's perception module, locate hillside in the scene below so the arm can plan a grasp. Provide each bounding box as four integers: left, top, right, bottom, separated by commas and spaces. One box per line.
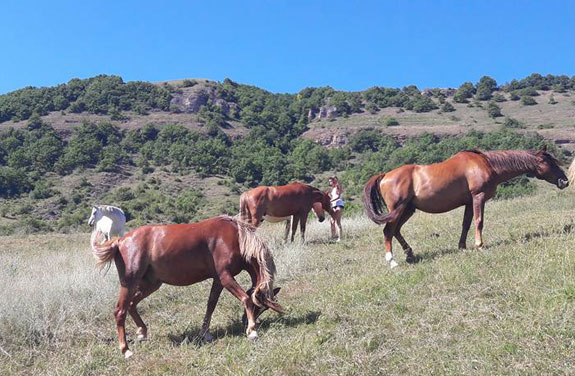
1, 73, 575, 233
2, 186, 575, 374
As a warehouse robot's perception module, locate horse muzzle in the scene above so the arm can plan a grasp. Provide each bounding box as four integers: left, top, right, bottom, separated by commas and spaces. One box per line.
558, 179, 569, 189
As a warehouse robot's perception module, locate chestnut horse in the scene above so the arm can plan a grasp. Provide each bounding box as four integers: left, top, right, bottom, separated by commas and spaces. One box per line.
239, 182, 334, 242
90, 215, 283, 358
364, 146, 568, 268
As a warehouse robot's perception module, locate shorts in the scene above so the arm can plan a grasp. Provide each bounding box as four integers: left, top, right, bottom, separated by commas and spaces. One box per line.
331, 199, 345, 209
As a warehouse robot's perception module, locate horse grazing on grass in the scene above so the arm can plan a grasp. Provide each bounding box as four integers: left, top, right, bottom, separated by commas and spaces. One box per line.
364, 146, 568, 268
239, 182, 334, 242
90, 215, 283, 359
88, 205, 126, 240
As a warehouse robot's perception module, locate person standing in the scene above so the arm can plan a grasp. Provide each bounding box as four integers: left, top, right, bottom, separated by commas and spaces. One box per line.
328, 176, 344, 242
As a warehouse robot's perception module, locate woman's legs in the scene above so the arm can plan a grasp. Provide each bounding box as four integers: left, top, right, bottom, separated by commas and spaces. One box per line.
330, 207, 343, 241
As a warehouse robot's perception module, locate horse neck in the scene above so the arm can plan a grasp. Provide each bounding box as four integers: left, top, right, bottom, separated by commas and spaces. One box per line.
483, 150, 538, 183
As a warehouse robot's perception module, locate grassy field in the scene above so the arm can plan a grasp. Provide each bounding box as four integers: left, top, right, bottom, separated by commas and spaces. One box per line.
2, 187, 575, 375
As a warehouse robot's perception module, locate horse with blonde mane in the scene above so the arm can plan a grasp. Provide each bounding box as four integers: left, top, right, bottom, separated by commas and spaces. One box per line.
364, 146, 568, 268
91, 215, 283, 358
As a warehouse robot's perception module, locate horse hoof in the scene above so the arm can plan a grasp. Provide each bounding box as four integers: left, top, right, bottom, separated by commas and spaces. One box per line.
136, 333, 147, 342
203, 333, 215, 343
389, 260, 399, 269
124, 350, 133, 359
406, 255, 418, 264
247, 331, 258, 341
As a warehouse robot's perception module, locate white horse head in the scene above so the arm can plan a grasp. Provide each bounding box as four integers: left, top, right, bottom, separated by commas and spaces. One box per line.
88, 205, 127, 240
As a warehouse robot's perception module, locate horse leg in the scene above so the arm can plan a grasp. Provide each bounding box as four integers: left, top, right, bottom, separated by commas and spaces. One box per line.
219, 272, 259, 339
299, 212, 308, 243
472, 193, 486, 248
284, 218, 291, 242
459, 204, 473, 249
383, 222, 400, 268
199, 279, 224, 342
115, 285, 137, 358
395, 205, 415, 262
128, 278, 162, 341
290, 215, 300, 242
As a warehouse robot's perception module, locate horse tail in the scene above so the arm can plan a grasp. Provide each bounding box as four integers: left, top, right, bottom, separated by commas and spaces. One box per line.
363, 173, 402, 225
568, 157, 575, 188
90, 230, 120, 269
233, 218, 284, 313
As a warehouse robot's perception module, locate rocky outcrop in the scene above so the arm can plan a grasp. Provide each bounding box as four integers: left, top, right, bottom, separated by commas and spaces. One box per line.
170, 83, 239, 115
307, 104, 338, 121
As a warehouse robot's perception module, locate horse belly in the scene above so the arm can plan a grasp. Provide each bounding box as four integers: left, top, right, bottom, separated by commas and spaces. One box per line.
263, 215, 290, 223
150, 252, 215, 286
413, 185, 470, 213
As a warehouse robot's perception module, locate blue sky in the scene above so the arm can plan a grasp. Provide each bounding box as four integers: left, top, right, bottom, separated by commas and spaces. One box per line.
1, 0, 574, 94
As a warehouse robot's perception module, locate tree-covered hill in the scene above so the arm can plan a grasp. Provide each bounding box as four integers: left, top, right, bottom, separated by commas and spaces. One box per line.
1, 73, 574, 234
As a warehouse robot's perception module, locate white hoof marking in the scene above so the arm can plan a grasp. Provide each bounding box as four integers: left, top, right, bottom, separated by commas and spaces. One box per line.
248, 331, 258, 340
385, 252, 393, 262
124, 350, 133, 359
136, 333, 147, 342
390, 260, 399, 269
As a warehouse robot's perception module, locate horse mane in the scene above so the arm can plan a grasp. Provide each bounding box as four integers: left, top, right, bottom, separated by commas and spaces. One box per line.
465, 148, 550, 175
97, 205, 125, 215
226, 215, 277, 304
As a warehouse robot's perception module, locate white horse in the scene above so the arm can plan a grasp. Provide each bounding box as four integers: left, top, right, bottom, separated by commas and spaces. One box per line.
88, 205, 126, 240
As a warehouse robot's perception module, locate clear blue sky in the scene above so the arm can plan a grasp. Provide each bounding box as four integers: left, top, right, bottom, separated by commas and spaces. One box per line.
1, 0, 574, 94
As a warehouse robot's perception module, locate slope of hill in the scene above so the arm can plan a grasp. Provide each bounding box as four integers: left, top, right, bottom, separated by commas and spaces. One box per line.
1, 73, 574, 233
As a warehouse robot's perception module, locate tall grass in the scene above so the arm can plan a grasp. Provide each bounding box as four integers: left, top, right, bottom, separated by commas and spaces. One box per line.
1, 187, 575, 375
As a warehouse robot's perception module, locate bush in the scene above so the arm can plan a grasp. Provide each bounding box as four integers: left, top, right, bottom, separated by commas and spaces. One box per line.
441, 102, 455, 112
503, 117, 525, 129
521, 96, 537, 106
385, 117, 399, 126
487, 102, 502, 118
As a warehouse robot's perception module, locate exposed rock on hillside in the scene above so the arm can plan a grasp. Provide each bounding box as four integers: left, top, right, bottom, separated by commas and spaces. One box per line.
170, 84, 239, 115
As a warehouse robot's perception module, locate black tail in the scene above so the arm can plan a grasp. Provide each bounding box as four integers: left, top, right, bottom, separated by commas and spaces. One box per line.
362, 173, 403, 225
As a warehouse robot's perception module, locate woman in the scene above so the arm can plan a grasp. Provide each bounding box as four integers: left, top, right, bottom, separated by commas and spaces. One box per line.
328, 176, 344, 242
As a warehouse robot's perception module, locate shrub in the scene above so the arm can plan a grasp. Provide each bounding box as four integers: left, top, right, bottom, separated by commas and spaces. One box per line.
503, 117, 524, 129
487, 102, 502, 118
385, 117, 399, 126
521, 96, 537, 106
441, 102, 455, 112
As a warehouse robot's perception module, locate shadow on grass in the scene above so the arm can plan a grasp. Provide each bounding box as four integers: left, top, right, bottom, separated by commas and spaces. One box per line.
168, 310, 321, 346
415, 222, 575, 262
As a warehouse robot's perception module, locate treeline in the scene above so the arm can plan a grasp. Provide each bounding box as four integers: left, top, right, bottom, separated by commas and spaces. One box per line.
0, 75, 171, 122
0, 116, 562, 208
2, 73, 575, 125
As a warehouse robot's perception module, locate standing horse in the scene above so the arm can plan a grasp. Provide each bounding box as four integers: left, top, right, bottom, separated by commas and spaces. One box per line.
363, 146, 568, 268
239, 182, 334, 242
90, 215, 283, 358
88, 205, 126, 240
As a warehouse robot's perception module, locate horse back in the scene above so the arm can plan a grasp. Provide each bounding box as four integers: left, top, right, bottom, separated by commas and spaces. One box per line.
118, 217, 243, 286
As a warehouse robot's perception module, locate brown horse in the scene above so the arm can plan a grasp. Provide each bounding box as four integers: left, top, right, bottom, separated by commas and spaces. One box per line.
363, 146, 568, 268
90, 215, 283, 358
239, 182, 334, 242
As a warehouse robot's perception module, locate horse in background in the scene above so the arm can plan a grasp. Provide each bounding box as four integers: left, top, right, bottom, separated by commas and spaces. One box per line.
364, 146, 568, 268
239, 182, 334, 242
90, 215, 283, 358
88, 205, 126, 240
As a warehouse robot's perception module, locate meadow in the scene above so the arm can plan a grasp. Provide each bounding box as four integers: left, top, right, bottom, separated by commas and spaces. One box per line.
2, 186, 575, 375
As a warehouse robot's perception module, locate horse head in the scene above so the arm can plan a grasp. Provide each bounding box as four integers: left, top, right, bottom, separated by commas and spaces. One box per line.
531, 146, 569, 189
244, 287, 282, 324
312, 190, 334, 222
88, 206, 99, 226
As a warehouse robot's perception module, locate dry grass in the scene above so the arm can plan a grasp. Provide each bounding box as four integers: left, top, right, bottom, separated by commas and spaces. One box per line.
2, 187, 575, 375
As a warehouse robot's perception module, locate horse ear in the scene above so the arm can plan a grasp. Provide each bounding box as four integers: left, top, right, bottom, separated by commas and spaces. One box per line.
273, 287, 281, 296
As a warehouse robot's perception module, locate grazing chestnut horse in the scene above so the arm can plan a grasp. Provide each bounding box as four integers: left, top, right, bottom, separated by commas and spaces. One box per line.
364, 146, 568, 268
90, 215, 283, 358
239, 182, 334, 242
